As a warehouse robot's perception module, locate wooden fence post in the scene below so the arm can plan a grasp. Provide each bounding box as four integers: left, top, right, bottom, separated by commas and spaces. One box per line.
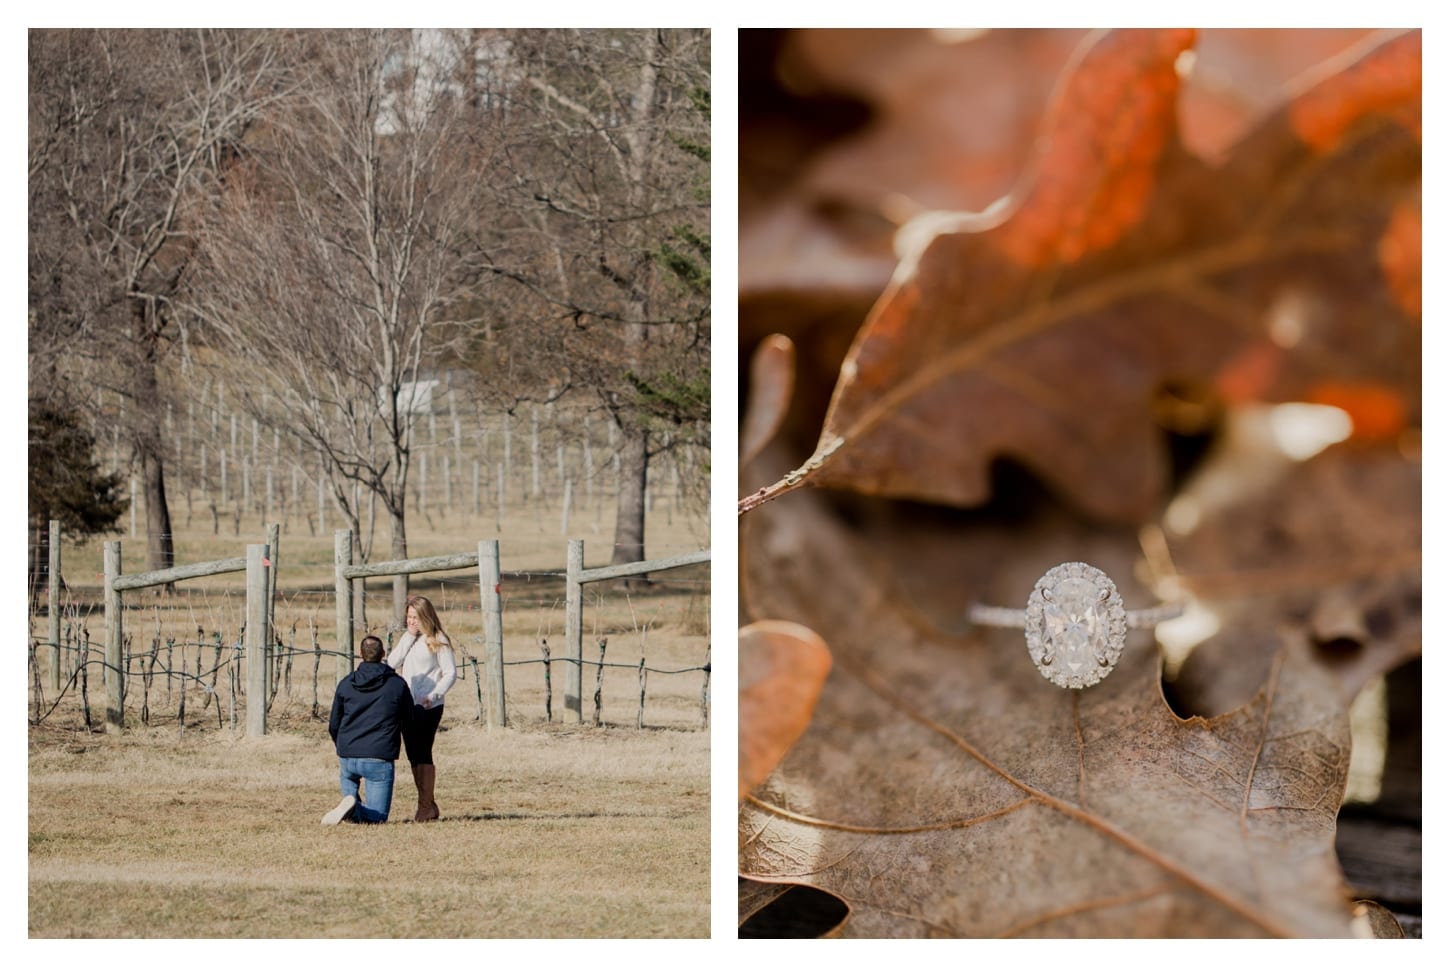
565, 539, 583, 722
334, 530, 353, 682
393, 569, 408, 636
478, 540, 507, 729
48, 520, 60, 694
104, 540, 123, 733
246, 544, 269, 736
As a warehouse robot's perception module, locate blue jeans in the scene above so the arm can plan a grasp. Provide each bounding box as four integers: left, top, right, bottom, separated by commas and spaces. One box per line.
338, 757, 395, 823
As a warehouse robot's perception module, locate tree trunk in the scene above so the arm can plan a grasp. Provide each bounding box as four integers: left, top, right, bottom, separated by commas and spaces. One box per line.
140, 446, 175, 579
604, 37, 661, 573
132, 304, 175, 583
609, 423, 648, 568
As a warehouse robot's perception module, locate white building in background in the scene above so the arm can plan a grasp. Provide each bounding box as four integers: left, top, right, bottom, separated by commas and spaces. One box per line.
377, 28, 515, 136
384, 379, 439, 417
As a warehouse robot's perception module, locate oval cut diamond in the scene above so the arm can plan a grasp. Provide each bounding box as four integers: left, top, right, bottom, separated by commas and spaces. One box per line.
1024, 562, 1127, 688
1042, 577, 1109, 676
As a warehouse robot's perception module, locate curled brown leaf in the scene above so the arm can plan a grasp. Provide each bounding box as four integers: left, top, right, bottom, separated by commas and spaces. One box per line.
739, 620, 833, 802
740, 334, 797, 468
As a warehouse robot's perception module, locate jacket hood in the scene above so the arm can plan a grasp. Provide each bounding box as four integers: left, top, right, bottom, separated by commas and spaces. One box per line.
349, 661, 396, 692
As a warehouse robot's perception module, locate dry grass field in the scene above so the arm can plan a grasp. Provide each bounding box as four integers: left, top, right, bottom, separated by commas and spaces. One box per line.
29, 723, 708, 937
28, 492, 712, 938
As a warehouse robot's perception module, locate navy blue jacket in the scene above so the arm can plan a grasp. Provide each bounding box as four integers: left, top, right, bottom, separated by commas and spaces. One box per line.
329, 661, 414, 760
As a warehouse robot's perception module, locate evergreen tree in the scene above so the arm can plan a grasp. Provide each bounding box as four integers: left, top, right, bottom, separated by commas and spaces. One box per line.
28, 398, 127, 600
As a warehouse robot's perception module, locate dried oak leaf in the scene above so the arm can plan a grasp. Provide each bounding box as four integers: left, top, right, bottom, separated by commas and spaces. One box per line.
739, 30, 1084, 438
739, 27, 1235, 307
739, 880, 793, 928
1165, 440, 1420, 717
1353, 899, 1407, 938
751, 29, 1374, 222
774, 29, 1088, 218
741, 28, 1420, 524
739, 471, 1358, 937
739, 29, 1374, 332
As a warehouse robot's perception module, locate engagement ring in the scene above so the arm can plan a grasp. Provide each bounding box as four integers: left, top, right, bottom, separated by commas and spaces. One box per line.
967, 562, 1182, 689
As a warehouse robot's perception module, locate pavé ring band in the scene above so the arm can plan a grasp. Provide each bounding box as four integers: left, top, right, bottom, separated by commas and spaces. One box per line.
968, 561, 1183, 689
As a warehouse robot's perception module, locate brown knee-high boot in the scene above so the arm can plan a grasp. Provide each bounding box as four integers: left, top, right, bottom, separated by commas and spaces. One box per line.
414, 764, 439, 822
409, 764, 424, 819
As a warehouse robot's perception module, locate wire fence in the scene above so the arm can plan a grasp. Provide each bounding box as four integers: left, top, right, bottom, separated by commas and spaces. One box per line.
28, 583, 710, 735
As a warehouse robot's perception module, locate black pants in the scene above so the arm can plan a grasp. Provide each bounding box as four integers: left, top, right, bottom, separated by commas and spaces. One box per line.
402, 703, 445, 766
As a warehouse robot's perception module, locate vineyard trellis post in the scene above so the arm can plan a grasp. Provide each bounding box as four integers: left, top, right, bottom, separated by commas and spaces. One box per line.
246, 543, 269, 737
565, 539, 584, 721
334, 529, 354, 682
479, 540, 506, 729
48, 519, 61, 693
103, 540, 123, 733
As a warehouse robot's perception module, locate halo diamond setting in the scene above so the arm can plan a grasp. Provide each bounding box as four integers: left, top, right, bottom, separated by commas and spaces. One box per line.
1024, 562, 1127, 689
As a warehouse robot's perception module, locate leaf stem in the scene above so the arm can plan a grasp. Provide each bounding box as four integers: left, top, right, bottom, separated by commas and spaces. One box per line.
737, 436, 844, 517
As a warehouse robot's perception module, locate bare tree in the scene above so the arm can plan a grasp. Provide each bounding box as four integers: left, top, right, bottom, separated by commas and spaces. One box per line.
464, 28, 711, 567
188, 29, 490, 627
29, 29, 282, 578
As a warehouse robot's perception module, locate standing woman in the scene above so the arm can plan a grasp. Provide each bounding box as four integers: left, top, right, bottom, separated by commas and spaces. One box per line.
387, 594, 457, 821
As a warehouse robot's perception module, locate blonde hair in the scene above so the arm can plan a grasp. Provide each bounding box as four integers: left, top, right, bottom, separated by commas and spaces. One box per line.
406, 595, 451, 654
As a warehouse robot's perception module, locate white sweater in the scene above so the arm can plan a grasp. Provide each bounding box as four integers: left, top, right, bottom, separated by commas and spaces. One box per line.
386, 632, 457, 708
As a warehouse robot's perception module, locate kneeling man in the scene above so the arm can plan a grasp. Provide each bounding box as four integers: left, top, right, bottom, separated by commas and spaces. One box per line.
324, 635, 414, 824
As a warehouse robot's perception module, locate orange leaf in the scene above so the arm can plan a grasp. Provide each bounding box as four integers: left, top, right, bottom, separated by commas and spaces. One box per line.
998, 29, 1195, 266
1216, 341, 1285, 405
739, 620, 832, 801
1307, 382, 1407, 441
1289, 30, 1421, 153
1378, 194, 1421, 321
